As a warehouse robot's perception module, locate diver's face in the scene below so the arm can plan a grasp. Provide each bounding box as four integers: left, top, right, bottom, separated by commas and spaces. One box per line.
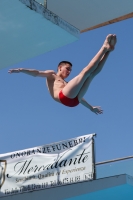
60, 64, 72, 78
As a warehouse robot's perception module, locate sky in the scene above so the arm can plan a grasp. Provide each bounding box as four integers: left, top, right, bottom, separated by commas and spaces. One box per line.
0, 16, 133, 163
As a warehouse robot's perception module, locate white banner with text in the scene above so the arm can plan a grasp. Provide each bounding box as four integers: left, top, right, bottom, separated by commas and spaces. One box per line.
0, 134, 95, 197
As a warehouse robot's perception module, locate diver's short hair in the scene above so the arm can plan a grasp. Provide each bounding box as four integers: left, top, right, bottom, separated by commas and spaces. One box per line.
58, 61, 72, 67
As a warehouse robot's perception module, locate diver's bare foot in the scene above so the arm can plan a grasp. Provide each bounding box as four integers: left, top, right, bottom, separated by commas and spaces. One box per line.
110, 34, 117, 51
103, 34, 114, 52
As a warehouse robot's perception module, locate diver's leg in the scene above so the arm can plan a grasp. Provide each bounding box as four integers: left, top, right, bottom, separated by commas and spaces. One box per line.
77, 35, 117, 101
62, 34, 114, 98
77, 51, 111, 101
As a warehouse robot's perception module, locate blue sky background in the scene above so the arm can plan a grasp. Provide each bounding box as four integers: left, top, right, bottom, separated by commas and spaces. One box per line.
0, 17, 133, 162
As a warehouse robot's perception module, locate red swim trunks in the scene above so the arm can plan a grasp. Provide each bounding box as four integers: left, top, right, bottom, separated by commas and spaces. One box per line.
59, 90, 79, 107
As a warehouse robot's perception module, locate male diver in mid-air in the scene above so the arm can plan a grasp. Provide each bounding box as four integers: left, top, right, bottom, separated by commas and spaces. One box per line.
8, 34, 117, 114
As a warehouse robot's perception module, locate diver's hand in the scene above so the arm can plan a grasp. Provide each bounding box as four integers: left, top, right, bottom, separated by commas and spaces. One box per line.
91, 106, 103, 115
8, 68, 22, 74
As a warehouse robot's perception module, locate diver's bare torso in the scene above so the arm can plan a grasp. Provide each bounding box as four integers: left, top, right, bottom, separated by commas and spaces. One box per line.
46, 73, 67, 102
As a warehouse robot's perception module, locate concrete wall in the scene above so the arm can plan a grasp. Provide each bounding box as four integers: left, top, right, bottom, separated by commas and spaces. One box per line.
0, 0, 78, 70
47, 0, 133, 32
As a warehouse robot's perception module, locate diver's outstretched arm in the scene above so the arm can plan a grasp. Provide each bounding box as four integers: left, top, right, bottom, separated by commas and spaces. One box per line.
8, 68, 55, 77
80, 98, 103, 114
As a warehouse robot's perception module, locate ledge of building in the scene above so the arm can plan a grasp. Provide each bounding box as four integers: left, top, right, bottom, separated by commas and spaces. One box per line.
1, 174, 133, 200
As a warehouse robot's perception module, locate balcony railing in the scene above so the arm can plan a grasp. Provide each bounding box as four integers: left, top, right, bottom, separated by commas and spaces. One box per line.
96, 155, 133, 179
